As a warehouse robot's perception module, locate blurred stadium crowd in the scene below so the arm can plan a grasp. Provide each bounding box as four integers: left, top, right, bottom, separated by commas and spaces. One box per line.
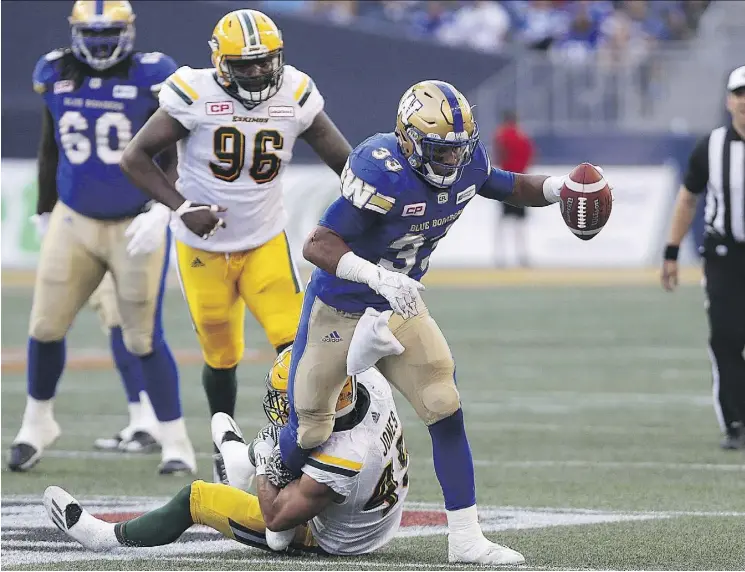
261, 0, 711, 56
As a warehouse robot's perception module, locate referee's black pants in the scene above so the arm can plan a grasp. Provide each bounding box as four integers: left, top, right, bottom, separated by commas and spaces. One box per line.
703, 240, 745, 435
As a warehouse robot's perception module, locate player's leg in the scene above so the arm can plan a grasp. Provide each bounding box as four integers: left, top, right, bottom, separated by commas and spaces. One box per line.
175, 240, 246, 481
175, 241, 246, 418
43, 481, 318, 553
88, 272, 159, 452
109, 227, 195, 474
278, 279, 359, 475
9, 202, 107, 471
378, 306, 524, 565
238, 231, 303, 354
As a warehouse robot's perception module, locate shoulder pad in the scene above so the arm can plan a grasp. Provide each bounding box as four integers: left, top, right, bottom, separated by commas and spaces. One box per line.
132, 52, 179, 92
44, 48, 69, 62
163, 66, 201, 105
284, 65, 316, 108
473, 141, 491, 175
342, 149, 403, 214
33, 50, 71, 94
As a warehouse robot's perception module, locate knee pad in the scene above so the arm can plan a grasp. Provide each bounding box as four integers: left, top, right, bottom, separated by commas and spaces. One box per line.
123, 329, 154, 357
295, 410, 335, 450
419, 357, 460, 425
29, 316, 67, 343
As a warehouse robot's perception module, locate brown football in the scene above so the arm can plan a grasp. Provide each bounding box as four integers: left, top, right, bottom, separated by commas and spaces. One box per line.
559, 163, 613, 241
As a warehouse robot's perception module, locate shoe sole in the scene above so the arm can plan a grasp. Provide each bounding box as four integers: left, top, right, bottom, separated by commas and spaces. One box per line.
8, 449, 42, 472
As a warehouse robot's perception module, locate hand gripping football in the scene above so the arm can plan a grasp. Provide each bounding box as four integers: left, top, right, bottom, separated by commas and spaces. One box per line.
559, 163, 613, 241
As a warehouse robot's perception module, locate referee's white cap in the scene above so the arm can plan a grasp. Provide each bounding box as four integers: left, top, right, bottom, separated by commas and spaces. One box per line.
727, 66, 745, 91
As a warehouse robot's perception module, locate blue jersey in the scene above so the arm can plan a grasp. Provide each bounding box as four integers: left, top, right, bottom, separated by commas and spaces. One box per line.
33, 49, 178, 219
312, 132, 515, 313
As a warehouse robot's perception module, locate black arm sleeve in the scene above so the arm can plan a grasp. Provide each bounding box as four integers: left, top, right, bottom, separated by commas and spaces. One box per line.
683, 133, 710, 195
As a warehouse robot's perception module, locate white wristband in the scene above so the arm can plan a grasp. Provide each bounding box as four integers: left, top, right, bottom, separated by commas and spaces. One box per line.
542, 176, 563, 204
336, 251, 380, 287
174, 200, 193, 217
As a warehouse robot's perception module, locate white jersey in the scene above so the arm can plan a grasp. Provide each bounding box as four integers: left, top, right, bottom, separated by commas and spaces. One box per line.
303, 368, 409, 556
159, 64, 324, 252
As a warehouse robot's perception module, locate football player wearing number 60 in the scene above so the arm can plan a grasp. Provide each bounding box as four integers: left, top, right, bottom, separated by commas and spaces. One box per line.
120, 8, 352, 481
8, 1, 196, 476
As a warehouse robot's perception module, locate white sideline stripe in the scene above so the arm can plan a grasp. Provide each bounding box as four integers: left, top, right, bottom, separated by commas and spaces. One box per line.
35, 449, 745, 471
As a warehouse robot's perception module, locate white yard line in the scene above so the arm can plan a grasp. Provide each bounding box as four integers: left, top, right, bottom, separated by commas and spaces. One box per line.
28, 449, 745, 472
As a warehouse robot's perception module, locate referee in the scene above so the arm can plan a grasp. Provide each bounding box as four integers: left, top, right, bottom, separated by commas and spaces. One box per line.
661, 65, 745, 451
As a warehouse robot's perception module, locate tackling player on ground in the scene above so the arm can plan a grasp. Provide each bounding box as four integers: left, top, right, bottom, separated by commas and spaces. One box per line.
277, 80, 610, 564
8, 0, 195, 475
44, 314, 413, 558
120, 9, 352, 479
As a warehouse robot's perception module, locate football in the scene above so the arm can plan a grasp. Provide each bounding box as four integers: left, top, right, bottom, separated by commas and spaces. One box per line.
559, 163, 613, 240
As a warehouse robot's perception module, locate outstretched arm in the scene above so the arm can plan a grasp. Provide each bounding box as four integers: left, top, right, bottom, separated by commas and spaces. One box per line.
300, 111, 353, 177
479, 167, 560, 207
256, 474, 338, 532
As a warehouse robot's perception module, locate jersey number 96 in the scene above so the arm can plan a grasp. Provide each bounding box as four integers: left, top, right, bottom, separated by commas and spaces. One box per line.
210, 127, 284, 184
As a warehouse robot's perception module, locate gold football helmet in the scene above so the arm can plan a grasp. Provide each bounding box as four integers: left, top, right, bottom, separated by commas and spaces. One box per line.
263, 346, 357, 427
69, 1, 135, 70
209, 9, 284, 108
395, 80, 479, 188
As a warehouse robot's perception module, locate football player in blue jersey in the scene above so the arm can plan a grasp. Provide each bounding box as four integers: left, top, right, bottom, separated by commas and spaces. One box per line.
7, 0, 195, 476
271, 80, 611, 565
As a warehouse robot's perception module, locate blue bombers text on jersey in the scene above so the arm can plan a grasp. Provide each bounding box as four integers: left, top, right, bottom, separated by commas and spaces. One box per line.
33, 49, 178, 219
311, 132, 515, 314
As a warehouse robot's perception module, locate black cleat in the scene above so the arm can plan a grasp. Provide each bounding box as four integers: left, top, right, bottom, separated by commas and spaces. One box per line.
720, 428, 745, 450
8, 443, 41, 472
158, 459, 196, 476
121, 431, 161, 454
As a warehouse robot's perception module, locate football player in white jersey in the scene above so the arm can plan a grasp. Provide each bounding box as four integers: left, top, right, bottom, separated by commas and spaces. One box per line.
42, 333, 412, 557
120, 8, 352, 477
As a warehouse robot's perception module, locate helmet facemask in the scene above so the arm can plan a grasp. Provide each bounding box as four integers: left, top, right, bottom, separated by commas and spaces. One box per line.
406, 124, 479, 189
71, 22, 134, 70
214, 45, 284, 108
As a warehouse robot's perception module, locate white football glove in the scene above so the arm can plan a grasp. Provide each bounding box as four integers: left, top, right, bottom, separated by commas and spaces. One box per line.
30, 213, 51, 240
347, 308, 405, 375
125, 202, 171, 257
369, 267, 425, 320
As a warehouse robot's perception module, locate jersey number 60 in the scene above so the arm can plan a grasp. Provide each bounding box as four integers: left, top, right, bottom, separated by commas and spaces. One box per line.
58, 111, 132, 165
210, 127, 283, 184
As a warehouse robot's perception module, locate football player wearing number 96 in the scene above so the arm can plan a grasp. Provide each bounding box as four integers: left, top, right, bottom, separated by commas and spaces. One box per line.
120, 9, 352, 480
277, 81, 611, 565
8, 1, 196, 476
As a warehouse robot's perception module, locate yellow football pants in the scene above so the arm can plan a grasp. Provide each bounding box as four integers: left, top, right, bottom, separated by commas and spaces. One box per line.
189, 480, 319, 552
175, 232, 303, 368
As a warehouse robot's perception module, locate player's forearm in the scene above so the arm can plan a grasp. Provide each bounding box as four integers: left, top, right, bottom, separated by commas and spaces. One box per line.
158, 145, 179, 187
256, 476, 315, 531
303, 226, 352, 274
505, 173, 554, 207
120, 146, 186, 211
666, 185, 699, 246
36, 109, 59, 214
301, 111, 353, 176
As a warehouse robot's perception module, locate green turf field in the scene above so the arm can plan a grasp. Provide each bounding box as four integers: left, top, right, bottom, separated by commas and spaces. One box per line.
2, 275, 744, 570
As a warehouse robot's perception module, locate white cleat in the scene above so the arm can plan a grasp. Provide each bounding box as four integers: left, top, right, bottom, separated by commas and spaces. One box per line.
211, 412, 256, 491
158, 418, 197, 476
448, 531, 526, 566
43, 486, 118, 552
8, 416, 61, 472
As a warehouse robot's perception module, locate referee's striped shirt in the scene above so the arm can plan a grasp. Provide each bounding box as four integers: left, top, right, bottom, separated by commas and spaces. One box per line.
684, 125, 745, 243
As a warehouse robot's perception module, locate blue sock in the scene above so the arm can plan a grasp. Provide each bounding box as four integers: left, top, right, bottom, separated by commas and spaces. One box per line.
27, 338, 66, 401
110, 327, 145, 404
279, 425, 310, 476
428, 408, 476, 511
139, 340, 182, 422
